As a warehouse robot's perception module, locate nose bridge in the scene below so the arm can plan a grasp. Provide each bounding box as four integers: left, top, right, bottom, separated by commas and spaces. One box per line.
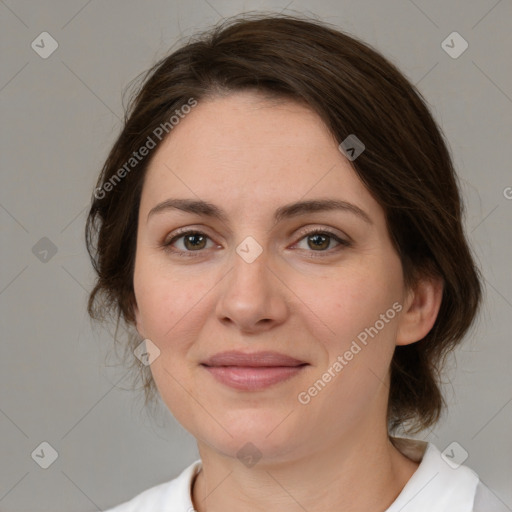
229, 237, 273, 300
214, 236, 288, 330
236, 242, 268, 284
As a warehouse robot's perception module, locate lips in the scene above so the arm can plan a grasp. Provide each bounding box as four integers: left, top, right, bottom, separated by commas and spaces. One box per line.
201, 351, 308, 391
201, 350, 307, 368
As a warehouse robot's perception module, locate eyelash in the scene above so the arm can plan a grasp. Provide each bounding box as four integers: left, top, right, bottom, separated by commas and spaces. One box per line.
161, 228, 351, 259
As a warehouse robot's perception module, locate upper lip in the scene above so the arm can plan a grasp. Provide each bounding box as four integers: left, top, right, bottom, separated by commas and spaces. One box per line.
201, 351, 307, 367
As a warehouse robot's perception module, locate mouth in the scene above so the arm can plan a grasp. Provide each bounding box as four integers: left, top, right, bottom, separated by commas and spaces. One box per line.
200, 351, 309, 391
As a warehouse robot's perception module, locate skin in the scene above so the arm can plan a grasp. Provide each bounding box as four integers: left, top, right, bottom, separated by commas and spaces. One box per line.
133, 91, 443, 512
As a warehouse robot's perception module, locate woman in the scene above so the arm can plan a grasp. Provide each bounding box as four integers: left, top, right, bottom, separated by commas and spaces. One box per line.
86, 13, 499, 511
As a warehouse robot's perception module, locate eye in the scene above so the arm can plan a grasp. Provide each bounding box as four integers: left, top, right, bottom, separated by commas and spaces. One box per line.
293, 228, 351, 256
161, 227, 351, 258
162, 230, 216, 257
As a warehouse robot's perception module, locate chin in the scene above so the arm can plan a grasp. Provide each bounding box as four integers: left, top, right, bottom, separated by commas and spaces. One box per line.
196, 414, 308, 464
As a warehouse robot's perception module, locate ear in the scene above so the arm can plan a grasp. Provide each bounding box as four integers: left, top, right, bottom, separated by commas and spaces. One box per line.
396, 275, 444, 346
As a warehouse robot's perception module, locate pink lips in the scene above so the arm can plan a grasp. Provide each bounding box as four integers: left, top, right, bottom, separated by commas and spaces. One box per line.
201, 351, 308, 391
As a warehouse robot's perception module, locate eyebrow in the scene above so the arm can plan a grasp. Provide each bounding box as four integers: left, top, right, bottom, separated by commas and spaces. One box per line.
147, 198, 372, 225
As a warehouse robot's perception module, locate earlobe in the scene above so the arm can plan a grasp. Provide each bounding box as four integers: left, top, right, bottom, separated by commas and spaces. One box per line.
396, 276, 444, 346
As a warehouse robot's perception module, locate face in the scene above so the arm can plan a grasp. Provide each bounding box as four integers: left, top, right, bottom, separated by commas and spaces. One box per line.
133, 91, 409, 462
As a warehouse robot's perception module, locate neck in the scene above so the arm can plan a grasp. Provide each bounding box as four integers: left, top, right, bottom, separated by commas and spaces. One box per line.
191, 429, 419, 512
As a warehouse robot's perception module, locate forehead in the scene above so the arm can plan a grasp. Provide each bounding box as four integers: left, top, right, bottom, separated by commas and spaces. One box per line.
141, 91, 381, 223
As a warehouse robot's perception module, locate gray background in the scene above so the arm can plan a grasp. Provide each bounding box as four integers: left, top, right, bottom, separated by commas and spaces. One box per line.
1, 0, 511, 510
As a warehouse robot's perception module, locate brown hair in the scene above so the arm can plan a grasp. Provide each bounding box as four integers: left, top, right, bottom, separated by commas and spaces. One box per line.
86, 13, 481, 433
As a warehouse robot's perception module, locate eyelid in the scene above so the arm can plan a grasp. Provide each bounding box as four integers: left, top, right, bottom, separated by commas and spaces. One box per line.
161, 227, 220, 258
161, 225, 351, 257
162, 226, 217, 245
288, 227, 351, 257
291, 224, 351, 244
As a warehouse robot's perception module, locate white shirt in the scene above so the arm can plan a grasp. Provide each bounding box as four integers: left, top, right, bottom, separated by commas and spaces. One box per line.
104, 439, 506, 511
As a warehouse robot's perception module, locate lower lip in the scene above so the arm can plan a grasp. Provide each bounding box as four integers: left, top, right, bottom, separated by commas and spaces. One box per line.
202, 365, 307, 391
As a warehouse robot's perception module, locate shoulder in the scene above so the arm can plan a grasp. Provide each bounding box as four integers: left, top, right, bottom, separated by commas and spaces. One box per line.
103, 459, 202, 512
387, 438, 482, 511
473, 480, 511, 512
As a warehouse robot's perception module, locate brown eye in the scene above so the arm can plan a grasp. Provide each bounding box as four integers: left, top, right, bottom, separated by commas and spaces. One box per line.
163, 230, 215, 256
293, 228, 351, 258
182, 233, 207, 250
307, 233, 331, 250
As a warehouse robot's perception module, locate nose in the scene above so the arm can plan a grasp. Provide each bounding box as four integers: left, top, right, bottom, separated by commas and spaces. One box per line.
214, 245, 289, 333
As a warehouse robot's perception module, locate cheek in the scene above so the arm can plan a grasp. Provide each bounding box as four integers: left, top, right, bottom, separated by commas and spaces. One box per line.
133, 260, 209, 425
133, 254, 209, 341
295, 264, 402, 426
295, 255, 404, 407
301, 258, 404, 345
